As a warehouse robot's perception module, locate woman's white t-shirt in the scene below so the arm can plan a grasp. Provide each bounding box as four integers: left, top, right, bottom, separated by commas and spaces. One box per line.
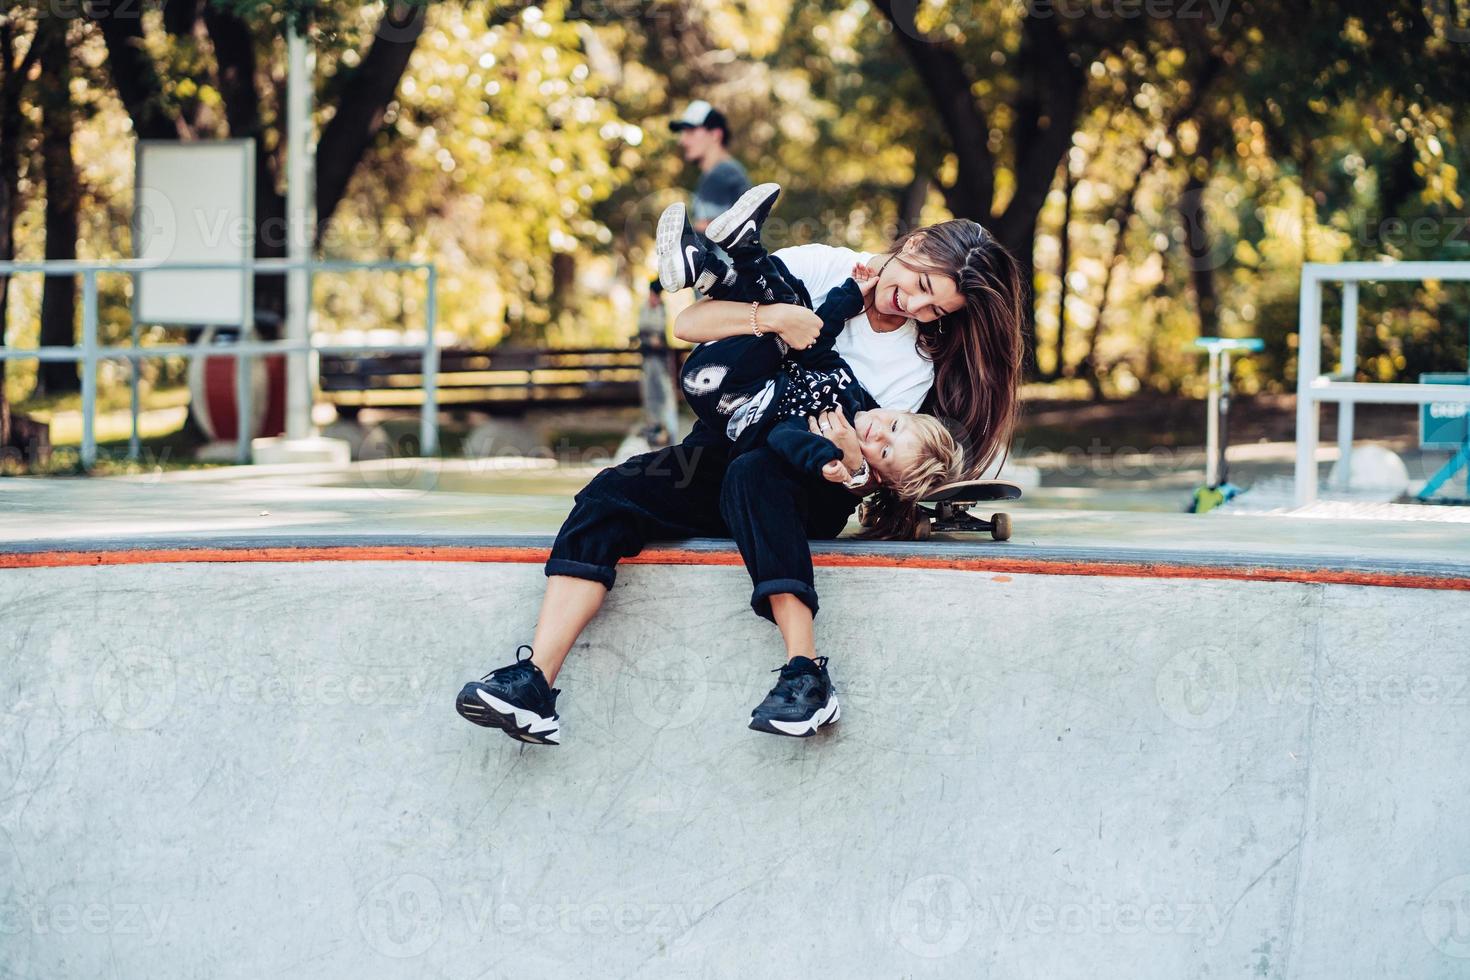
772, 243, 935, 412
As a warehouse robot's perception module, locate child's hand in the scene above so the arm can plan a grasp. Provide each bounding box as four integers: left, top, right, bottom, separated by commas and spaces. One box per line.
809, 407, 864, 475
854, 271, 879, 302
821, 459, 852, 484
851, 262, 876, 281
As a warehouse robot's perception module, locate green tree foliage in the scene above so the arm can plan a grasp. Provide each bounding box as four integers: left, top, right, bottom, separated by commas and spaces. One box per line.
4, 0, 1468, 414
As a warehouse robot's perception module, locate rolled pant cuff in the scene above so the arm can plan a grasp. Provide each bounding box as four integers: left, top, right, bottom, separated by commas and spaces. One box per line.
545, 558, 616, 590
750, 578, 819, 624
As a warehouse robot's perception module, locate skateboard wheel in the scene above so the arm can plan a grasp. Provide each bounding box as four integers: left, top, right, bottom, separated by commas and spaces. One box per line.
990, 512, 1011, 542
914, 520, 933, 541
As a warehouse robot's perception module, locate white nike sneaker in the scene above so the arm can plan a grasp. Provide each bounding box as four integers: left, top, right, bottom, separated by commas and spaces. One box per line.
656, 202, 708, 293
706, 182, 782, 254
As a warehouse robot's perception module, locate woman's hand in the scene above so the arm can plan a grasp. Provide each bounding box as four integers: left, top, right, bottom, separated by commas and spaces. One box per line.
808, 406, 864, 474
763, 304, 823, 350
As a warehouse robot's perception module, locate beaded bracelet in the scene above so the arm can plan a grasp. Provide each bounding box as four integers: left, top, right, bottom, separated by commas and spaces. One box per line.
749, 301, 762, 337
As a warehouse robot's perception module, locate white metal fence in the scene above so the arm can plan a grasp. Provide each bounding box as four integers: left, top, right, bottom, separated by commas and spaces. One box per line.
1295, 261, 1470, 505
0, 258, 440, 467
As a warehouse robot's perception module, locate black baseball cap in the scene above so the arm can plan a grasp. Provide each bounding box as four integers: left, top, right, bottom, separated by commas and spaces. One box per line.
668, 100, 729, 133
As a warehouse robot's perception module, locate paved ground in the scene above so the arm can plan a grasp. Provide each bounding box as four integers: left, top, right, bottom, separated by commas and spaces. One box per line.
4, 462, 1469, 575
3, 485, 1470, 978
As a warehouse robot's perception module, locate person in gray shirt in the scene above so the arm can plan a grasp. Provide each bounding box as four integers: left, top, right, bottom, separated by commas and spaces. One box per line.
650, 101, 751, 305
671, 100, 751, 230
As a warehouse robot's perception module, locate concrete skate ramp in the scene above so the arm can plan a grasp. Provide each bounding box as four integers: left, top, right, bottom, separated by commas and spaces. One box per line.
3, 537, 1470, 979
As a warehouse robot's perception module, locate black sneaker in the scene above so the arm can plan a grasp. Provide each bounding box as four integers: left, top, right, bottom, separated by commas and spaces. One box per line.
706, 182, 781, 255
656, 202, 708, 293
748, 655, 841, 737
456, 645, 561, 745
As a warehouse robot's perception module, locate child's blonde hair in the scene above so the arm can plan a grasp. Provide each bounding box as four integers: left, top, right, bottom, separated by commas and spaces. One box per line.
860, 414, 963, 539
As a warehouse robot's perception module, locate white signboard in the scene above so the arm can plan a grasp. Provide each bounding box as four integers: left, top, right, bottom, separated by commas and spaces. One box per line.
133, 140, 255, 326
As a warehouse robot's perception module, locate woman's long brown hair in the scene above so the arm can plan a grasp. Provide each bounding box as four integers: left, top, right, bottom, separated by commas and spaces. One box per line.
859, 219, 1027, 539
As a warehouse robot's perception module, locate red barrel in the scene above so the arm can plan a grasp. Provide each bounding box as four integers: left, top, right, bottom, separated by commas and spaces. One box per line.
187, 327, 287, 442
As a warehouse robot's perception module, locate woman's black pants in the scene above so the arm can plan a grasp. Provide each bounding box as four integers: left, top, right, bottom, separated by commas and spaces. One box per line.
545, 431, 859, 622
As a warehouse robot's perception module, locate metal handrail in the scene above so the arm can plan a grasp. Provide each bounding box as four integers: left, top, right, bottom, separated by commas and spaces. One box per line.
1294, 261, 1470, 505
0, 258, 439, 467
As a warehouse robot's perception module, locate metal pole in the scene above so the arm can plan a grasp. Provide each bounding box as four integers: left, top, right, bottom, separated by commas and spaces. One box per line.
81, 271, 98, 470
286, 28, 315, 441
1219, 350, 1233, 486
1293, 271, 1323, 506
1336, 280, 1359, 488
236, 266, 255, 464
420, 266, 440, 457
1204, 347, 1220, 488
129, 309, 140, 462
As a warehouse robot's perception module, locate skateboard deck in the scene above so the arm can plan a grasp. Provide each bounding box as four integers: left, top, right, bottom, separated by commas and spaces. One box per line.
922, 479, 1023, 504
859, 480, 1023, 540
917, 479, 1022, 540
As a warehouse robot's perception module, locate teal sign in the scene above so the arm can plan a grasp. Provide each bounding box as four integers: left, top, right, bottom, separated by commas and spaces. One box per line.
1420, 373, 1470, 449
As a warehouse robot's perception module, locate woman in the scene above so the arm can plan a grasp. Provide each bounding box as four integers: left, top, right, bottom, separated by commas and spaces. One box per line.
456, 217, 1026, 745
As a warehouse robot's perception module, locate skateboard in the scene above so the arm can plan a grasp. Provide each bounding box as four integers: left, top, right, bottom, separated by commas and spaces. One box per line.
859, 479, 1023, 540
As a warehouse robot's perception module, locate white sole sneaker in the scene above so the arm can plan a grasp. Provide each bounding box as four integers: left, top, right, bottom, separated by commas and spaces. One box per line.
706, 182, 781, 252
657, 202, 692, 293
458, 686, 561, 745
749, 692, 840, 738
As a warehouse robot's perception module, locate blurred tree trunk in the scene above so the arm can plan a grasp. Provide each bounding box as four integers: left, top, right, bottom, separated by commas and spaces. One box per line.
1045, 162, 1076, 382
1, 19, 40, 448
1079, 142, 1163, 401
1180, 123, 1222, 338
35, 11, 79, 397
1179, 168, 1219, 338
88, 0, 192, 141
873, 0, 1083, 377
314, 1, 427, 245
86, 1, 428, 336
1080, 56, 1224, 399
897, 173, 928, 236
202, 4, 286, 332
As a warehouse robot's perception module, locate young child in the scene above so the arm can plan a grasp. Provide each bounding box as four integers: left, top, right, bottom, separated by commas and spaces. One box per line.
656, 184, 963, 497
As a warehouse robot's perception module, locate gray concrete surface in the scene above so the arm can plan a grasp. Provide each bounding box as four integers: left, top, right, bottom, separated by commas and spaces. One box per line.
3, 470, 1470, 977
3, 546, 1470, 977
5, 468, 1470, 572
